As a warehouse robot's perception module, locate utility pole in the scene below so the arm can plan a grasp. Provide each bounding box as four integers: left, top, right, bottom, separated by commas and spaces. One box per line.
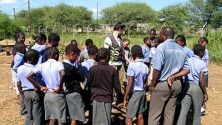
96, 2, 98, 25
28, 0, 31, 32
13, 8, 16, 19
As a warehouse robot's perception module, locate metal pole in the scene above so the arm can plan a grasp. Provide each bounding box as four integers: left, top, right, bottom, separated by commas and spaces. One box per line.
87, 24, 91, 36
13, 8, 16, 19
53, 25, 57, 32
128, 23, 134, 39
28, 0, 31, 32
72, 23, 78, 39
38, 26, 42, 33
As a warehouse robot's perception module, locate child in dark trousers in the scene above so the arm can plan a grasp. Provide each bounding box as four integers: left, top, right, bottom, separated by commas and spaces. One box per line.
17, 49, 44, 125
87, 48, 123, 125
123, 45, 149, 125
63, 44, 86, 125
168, 44, 208, 125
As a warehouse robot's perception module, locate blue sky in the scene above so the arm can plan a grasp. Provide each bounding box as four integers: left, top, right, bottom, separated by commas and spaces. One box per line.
0, 0, 188, 18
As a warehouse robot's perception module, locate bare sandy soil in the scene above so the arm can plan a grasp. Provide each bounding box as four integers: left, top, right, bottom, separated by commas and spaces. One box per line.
0, 55, 221, 125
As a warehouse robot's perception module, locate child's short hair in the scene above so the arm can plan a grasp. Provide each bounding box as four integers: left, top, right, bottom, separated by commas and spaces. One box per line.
113, 22, 125, 31
176, 34, 186, 45
143, 37, 149, 43
150, 28, 156, 34
193, 44, 205, 55
25, 49, 39, 65
88, 45, 98, 56
97, 48, 110, 61
47, 47, 60, 59
15, 32, 25, 42
35, 33, 47, 43
48, 33, 60, 47
65, 44, 80, 55
70, 39, 78, 46
15, 42, 26, 52
198, 37, 208, 44
85, 39, 93, 46
131, 45, 144, 58
122, 38, 130, 43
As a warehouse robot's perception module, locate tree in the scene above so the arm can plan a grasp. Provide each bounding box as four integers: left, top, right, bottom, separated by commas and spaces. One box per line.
0, 12, 22, 40
159, 4, 192, 33
15, 4, 93, 33
101, 2, 157, 26
188, 0, 222, 28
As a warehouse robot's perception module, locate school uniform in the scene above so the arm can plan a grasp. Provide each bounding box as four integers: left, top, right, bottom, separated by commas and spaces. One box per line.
202, 49, 209, 87
142, 44, 150, 67
31, 43, 46, 64
123, 47, 131, 72
82, 59, 96, 77
17, 63, 43, 125
63, 60, 86, 122
12, 52, 25, 95
183, 46, 194, 58
33, 59, 66, 123
148, 39, 188, 125
126, 59, 148, 118
87, 61, 122, 125
148, 46, 156, 81
80, 48, 89, 62
177, 55, 208, 125
41, 48, 48, 63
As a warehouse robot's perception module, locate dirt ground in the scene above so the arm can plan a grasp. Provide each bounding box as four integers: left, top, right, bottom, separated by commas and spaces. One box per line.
0, 54, 222, 125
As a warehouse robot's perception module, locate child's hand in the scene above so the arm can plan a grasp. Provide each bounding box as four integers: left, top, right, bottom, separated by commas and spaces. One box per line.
123, 100, 127, 109
53, 87, 61, 93
40, 87, 48, 93
204, 94, 208, 102
167, 75, 176, 86
149, 85, 155, 93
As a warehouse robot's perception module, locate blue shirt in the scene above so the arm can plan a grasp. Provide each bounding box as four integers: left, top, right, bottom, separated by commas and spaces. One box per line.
82, 59, 96, 77
12, 52, 25, 72
187, 55, 208, 85
127, 59, 149, 92
153, 39, 188, 81
202, 49, 209, 65
183, 46, 194, 58
31, 43, 46, 54
32, 43, 46, 64
142, 44, 150, 63
33, 59, 64, 91
17, 63, 35, 91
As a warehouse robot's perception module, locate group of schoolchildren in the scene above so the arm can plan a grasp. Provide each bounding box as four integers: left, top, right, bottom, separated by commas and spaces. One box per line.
10, 23, 209, 125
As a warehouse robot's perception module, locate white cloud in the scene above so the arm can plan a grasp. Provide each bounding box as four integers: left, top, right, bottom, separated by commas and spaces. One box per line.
0, 0, 17, 4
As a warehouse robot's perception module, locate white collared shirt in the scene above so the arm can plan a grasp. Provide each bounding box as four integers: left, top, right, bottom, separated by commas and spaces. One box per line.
17, 63, 35, 91
33, 59, 64, 90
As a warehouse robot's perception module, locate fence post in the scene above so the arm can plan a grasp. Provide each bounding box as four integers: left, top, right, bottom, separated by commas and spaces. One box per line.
73, 23, 79, 39
53, 25, 57, 33
127, 23, 134, 39
87, 24, 91, 36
